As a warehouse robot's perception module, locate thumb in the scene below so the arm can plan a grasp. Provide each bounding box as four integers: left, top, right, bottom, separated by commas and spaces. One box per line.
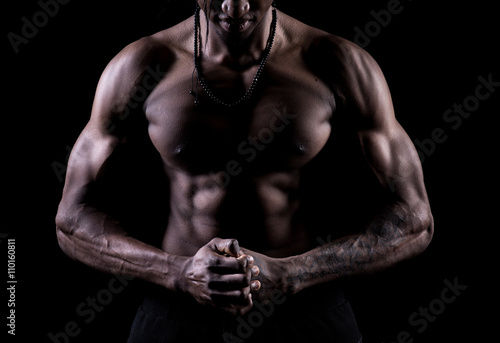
210, 238, 241, 257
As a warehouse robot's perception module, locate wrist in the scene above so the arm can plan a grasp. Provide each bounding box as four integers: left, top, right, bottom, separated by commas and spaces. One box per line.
279, 256, 301, 296
163, 254, 189, 293
282, 254, 320, 296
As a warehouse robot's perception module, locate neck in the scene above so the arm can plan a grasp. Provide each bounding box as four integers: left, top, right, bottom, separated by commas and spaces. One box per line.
197, 6, 275, 68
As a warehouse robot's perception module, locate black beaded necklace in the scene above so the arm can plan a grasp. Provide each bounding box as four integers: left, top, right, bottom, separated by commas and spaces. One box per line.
191, 4, 277, 107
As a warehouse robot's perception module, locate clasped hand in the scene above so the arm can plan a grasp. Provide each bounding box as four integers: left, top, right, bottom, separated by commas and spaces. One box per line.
179, 238, 263, 316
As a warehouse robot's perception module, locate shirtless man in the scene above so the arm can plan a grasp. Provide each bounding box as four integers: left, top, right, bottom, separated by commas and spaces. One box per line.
55, 1, 434, 342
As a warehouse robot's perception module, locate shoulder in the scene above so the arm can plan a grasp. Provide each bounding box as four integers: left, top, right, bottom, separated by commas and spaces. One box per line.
279, 12, 383, 97
278, 11, 372, 66
102, 15, 194, 81
102, 37, 171, 84
94, 17, 193, 107
280, 13, 394, 125
297, 24, 388, 115
93, 35, 171, 112
90, 37, 169, 136
90, 18, 194, 136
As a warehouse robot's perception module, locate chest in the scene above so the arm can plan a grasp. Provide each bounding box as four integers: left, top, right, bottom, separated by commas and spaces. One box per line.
144, 57, 335, 174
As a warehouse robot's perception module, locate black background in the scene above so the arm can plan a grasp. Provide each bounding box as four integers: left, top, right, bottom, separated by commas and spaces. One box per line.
3, 0, 498, 342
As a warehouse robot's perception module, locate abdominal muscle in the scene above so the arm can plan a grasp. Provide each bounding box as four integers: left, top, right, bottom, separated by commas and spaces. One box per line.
161, 168, 311, 258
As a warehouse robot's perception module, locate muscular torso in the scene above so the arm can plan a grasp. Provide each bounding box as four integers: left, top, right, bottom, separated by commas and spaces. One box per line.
143, 13, 336, 257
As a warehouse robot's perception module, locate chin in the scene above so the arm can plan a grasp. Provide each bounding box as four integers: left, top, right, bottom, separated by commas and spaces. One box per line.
215, 25, 254, 46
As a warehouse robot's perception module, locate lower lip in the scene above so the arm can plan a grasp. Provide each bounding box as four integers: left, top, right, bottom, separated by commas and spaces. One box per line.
220, 20, 251, 33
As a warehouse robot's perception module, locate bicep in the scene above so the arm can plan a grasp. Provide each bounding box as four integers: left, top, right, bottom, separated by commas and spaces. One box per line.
61, 38, 162, 205
61, 123, 122, 206
358, 125, 428, 205
61, 58, 140, 205
337, 44, 428, 205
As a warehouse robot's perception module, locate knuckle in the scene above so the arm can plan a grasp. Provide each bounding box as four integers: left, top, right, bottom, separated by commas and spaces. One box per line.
227, 238, 239, 251
231, 239, 240, 250
206, 254, 219, 266
246, 255, 254, 264
208, 237, 220, 246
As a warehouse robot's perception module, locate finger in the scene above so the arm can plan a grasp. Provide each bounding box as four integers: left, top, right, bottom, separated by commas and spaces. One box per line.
220, 296, 254, 317
209, 253, 255, 274
210, 238, 241, 258
237, 254, 254, 269
208, 255, 246, 274
251, 265, 260, 277
210, 287, 252, 307
236, 293, 254, 316
251, 280, 261, 291
208, 274, 251, 291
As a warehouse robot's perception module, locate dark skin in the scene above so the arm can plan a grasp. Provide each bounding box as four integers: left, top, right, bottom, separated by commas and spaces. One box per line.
56, 0, 434, 316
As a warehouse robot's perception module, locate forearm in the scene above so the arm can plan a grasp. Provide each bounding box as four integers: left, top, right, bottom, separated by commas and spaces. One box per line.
287, 202, 433, 294
56, 205, 185, 292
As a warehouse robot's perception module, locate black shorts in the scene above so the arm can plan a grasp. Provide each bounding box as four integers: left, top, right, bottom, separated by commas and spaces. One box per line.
128, 284, 362, 343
